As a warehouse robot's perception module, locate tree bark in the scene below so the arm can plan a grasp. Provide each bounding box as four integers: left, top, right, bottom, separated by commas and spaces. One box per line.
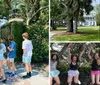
58, 44, 68, 58
51, 20, 57, 30
26, 18, 30, 26
73, 16, 78, 33
67, 19, 73, 32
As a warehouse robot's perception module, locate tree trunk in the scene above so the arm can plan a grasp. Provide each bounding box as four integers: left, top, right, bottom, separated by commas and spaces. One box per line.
67, 19, 73, 32
73, 16, 78, 33
51, 20, 57, 30
58, 44, 68, 58
26, 18, 30, 26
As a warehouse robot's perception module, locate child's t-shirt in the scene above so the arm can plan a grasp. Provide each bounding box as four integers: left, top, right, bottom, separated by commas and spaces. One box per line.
22, 39, 33, 58
0, 43, 6, 57
50, 60, 57, 71
8, 41, 16, 58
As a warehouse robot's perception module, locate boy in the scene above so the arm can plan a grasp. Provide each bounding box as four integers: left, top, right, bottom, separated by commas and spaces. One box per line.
22, 32, 33, 78
6, 35, 16, 77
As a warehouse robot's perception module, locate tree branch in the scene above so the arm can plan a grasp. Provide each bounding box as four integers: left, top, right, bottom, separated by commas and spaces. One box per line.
31, 5, 48, 18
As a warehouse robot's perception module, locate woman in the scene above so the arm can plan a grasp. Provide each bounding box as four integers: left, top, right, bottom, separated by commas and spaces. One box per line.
67, 43, 85, 85
50, 54, 60, 85
88, 44, 100, 85
0, 39, 6, 83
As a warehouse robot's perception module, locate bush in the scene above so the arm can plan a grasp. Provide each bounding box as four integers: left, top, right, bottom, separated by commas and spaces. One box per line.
11, 22, 25, 62
11, 20, 48, 63
27, 21, 49, 63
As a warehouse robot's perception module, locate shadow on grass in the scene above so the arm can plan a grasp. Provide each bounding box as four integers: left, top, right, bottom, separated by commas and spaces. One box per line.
51, 29, 100, 41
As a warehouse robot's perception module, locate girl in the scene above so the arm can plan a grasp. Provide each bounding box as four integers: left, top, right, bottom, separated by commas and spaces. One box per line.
67, 43, 85, 85
88, 44, 100, 85
22, 32, 33, 78
0, 39, 6, 83
50, 54, 60, 85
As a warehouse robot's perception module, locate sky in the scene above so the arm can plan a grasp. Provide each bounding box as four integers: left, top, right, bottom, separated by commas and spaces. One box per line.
89, 0, 100, 16
92, 0, 100, 6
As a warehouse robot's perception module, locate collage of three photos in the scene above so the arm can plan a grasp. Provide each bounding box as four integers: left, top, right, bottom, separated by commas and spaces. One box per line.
0, 0, 100, 85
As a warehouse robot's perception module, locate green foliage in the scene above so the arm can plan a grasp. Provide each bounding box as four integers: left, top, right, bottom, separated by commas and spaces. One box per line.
27, 21, 48, 63
0, 0, 10, 18
0, 26, 11, 40
51, 0, 61, 20
11, 22, 25, 62
51, 0, 93, 32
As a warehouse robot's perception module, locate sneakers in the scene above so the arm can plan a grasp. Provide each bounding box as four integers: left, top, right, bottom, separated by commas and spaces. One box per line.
22, 74, 30, 79
78, 80, 81, 85
5, 71, 12, 74
29, 72, 31, 77
0, 76, 2, 80
2, 79, 7, 83
22, 72, 31, 79
10, 73, 16, 77
68, 83, 71, 85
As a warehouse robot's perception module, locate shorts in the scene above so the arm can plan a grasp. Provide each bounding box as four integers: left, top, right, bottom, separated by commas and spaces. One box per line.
7, 57, 14, 62
0, 56, 5, 60
22, 56, 32, 63
50, 70, 60, 77
68, 70, 79, 76
91, 70, 100, 75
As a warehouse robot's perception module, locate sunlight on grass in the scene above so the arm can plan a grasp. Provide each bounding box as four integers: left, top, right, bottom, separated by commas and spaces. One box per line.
51, 26, 100, 41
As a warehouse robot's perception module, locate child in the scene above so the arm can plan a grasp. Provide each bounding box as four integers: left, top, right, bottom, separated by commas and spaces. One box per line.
22, 32, 33, 78
0, 39, 6, 83
6, 35, 16, 77
88, 44, 100, 85
50, 54, 60, 85
67, 43, 85, 85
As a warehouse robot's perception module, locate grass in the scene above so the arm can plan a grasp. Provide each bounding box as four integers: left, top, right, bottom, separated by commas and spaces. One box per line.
51, 26, 100, 41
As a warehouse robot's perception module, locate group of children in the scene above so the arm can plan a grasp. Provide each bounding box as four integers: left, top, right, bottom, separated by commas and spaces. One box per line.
0, 32, 33, 83
50, 43, 100, 85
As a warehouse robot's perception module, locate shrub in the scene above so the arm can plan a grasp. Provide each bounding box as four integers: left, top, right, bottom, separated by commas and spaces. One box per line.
27, 21, 49, 63
11, 22, 25, 62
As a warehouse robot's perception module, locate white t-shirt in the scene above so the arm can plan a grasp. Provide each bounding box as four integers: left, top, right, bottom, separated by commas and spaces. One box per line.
22, 39, 33, 57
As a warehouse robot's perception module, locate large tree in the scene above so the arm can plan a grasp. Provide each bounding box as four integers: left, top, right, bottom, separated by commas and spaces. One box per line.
50, 0, 62, 30
60, 0, 93, 33
51, 43, 100, 64
2, 0, 48, 25
21, 0, 48, 25
95, 4, 100, 26
51, 0, 93, 33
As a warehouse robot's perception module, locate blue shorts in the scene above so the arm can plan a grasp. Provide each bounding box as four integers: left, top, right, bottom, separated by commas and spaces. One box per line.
22, 56, 32, 63
0, 56, 5, 60
50, 70, 60, 77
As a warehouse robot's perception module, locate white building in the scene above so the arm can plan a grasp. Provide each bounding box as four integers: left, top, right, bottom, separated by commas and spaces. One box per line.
79, 14, 97, 26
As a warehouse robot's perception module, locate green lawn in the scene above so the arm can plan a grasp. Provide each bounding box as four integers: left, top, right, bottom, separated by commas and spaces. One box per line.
51, 26, 100, 41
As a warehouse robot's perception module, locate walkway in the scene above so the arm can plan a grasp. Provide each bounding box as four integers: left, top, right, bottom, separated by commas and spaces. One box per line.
0, 63, 49, 85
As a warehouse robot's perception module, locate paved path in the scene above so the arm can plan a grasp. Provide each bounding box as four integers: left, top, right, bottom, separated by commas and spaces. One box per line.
50, 31, 66, 40
0, 64, 49, 85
